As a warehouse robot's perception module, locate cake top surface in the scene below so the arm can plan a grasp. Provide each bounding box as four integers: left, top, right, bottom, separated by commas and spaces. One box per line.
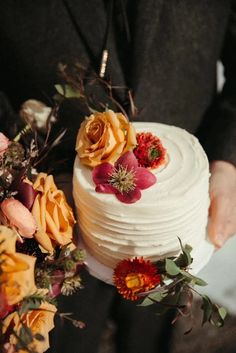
73, 122, 209, 210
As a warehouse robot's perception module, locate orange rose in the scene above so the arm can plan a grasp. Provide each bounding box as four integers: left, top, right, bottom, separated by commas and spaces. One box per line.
76, 110, 137, 167
3, 302, 57, 353
31, 173, 75, 253
0, 226, 36, 305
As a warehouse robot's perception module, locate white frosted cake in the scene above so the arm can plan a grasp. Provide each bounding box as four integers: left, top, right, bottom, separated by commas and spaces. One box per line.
73, 122, 210, 268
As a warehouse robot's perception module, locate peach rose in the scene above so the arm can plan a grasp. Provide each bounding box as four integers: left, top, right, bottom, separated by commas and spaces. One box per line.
3, 302, 57, 353
0, 226, 36, 305
76, 110, 137, 167
0, 132, 9, 156
31, 173, 75, 253
1, 198, 37, 238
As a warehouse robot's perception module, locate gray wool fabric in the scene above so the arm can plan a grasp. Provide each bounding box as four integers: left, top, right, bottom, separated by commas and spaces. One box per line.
0, 0, 235, 168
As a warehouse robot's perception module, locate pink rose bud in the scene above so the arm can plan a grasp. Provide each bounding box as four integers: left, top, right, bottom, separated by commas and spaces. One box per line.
3, 343, 16, 353
0, 132, 10, 156
1, 198, 37, 238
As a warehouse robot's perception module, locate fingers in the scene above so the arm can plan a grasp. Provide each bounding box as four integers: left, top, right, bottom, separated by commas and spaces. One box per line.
208, 195, 231, 247
208, 161, 236, 248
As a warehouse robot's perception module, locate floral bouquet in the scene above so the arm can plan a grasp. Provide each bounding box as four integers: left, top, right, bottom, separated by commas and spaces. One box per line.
0, 102, 85, 353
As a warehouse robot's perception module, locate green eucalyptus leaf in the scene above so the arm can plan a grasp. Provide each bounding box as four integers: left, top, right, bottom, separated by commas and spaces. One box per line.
194, 277, 208, 286
175, 238, 193, 267
55, 84, 81, 98
149, 291, 168, 302
19, 297, 42, 315
218, 307, 227, 321
184, 244, 193, 253
140, 297, 155, 307
18, 292, 54, 315
140, 290, 168, 306
165, 259, 180, 276
179, 270, 207, 286
54, 84, 64, 95
201, 295, 213, 325
181, 244, 193, 266
210, 306, 227, 327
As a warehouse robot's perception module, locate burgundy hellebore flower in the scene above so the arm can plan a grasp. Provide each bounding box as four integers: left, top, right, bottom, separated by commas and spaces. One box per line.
92, 151, 157, 204
17, 179, 38, 210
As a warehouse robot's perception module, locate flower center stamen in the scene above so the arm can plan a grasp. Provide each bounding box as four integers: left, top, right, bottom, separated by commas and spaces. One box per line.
108, 165, 136, 194
149, 147, 160, 161
125, 273, 145, 291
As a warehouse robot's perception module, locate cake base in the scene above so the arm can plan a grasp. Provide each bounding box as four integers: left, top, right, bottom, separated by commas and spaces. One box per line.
78, 235, 214, 285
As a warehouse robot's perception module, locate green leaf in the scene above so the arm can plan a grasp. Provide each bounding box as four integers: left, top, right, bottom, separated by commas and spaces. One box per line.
19, 297, 42, 315
218, 307, 227, 321
19, 324, 33, 345
34, 333, 45, 342
18, 292, 55, 315
140, 297, 156, 307
179, 270, 207, 286
201, 295, 213, 325
55, 84, 80, 98
165, 259, 180, 276
193, 277, 208, 286
178, 238, 193, 266
140, 290, 168, 306
211, 306, 227, 327
149, 291, 168, 302
54, 84, 64, 95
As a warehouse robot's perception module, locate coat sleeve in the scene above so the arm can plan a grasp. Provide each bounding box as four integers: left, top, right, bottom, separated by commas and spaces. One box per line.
198, 1, 236, 166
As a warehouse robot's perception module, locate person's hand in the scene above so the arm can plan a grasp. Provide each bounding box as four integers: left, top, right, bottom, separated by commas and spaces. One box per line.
208, 160, 236, 248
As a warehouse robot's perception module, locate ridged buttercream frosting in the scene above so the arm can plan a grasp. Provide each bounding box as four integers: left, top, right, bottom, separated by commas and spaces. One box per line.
73, 122, 210, 268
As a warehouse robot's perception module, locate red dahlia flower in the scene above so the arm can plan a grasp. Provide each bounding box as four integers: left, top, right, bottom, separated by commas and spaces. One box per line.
113, 257, 161, 300
92, 151, 156, 204
134, 132, 167, 169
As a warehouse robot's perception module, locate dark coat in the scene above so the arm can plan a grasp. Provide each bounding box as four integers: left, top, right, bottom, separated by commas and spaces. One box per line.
0, 0, 236, 169
0, 3, 235, 353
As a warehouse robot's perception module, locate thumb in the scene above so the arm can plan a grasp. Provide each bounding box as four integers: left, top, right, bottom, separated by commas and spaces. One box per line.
208, 194, 230, 248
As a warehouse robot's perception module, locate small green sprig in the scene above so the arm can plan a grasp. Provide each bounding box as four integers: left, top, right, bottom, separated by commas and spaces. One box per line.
14, 322, 45, 353
35, 244, 85, 294
140, 238, 227, 331
18, 292, 57, 315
